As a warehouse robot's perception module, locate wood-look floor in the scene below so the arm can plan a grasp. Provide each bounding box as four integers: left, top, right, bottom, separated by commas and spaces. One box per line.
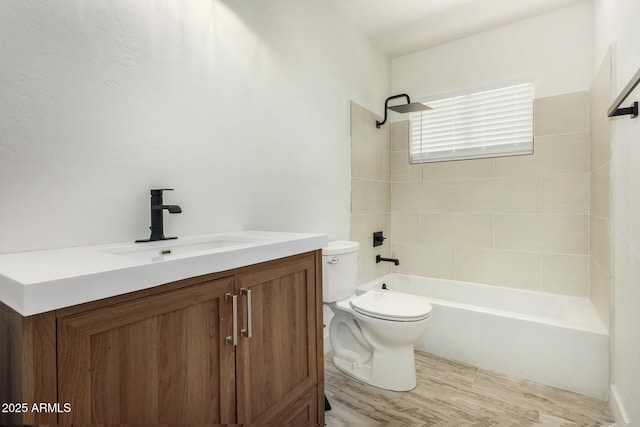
325, 351, 614, 426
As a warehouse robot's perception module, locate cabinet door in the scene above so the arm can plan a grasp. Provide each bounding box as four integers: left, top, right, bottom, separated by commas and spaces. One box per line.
57, 277, 236, 425
235, 254, 320, 424
268, 387, 318, 425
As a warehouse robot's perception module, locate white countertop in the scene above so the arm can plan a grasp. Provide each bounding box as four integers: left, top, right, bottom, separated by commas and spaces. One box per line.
0, 230, 327, 316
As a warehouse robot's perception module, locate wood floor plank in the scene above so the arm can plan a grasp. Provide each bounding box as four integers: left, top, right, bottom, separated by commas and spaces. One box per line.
325, 351, 613, 426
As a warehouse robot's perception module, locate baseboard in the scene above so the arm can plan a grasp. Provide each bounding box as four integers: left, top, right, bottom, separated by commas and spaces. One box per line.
610, 385, 631, 424
324, 333, 332, 355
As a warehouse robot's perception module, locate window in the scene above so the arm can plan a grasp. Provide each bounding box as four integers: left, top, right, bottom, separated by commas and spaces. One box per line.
409, 81, 534, 163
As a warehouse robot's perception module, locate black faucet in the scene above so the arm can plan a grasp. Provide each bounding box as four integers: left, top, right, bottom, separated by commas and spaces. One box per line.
135, 189, 182, 243
376, 255, 400, 266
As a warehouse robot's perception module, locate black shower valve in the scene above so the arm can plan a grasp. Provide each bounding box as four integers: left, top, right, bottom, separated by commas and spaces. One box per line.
373, 231, 386, 247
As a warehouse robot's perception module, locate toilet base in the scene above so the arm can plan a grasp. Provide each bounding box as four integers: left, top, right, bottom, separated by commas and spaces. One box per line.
333, 345, 417, 391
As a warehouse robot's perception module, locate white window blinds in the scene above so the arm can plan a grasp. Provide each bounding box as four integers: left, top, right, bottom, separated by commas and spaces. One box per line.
410, 81, 534, 163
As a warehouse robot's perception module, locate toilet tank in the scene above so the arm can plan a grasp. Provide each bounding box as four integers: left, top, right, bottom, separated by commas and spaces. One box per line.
322, 240, 360, 303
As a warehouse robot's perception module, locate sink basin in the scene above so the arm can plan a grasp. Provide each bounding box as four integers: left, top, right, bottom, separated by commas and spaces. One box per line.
99, 235, 267, 261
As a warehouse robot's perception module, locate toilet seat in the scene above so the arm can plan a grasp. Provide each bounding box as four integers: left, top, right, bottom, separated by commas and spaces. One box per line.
350, 290, 432, 322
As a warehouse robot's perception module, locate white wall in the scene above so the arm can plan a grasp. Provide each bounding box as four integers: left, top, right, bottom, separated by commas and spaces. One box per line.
593, 1, 640, 423
0, 0, 389, 254
391, 2, 593, 99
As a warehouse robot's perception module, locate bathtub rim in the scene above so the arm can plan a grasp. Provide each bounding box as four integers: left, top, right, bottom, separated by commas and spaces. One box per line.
358, 273, 609, 336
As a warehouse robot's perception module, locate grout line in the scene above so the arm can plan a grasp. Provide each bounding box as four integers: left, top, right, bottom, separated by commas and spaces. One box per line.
535, 129, 590, 139
453, 246, 458, 280
492, 214, 496, 250
538, 252, 543, 292
590, 160, 611, 175
538, 175, 543, 214
590, 214, 612, 221
389, 241, 589, 258
393, 171, 591, 184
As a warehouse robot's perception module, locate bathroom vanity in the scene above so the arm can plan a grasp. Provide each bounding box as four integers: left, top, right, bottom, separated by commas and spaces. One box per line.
0, 231, 326, 425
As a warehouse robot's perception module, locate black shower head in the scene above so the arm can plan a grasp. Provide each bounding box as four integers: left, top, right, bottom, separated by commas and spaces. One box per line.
387, 102, 431, 114
376, 93, 431, 128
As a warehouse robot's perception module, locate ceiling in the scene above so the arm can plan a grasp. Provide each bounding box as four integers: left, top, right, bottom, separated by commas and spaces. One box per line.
331, 0, 589, 57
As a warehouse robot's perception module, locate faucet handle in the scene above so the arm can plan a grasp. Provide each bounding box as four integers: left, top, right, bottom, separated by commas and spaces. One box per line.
150, 188, 174, 196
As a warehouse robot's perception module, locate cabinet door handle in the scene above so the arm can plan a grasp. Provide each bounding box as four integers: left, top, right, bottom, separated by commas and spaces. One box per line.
225, 293, 237, 346
240, 288, 252, 339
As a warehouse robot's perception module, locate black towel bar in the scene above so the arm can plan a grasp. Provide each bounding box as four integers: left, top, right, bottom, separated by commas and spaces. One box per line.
608, 67, 640, 118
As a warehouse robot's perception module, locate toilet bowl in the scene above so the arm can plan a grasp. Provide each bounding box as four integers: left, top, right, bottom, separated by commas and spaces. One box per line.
323, 241, 432, 391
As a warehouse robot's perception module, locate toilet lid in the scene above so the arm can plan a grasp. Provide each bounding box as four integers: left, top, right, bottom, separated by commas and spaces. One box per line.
350, 290, 432, 321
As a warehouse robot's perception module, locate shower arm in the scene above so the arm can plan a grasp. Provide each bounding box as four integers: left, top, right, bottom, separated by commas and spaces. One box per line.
376, 94, 411, 129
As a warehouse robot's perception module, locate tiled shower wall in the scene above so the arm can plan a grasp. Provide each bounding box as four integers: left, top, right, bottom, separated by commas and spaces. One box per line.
350, 102, 392, 283
589, 50, 612, 329
389, 92, 591, 295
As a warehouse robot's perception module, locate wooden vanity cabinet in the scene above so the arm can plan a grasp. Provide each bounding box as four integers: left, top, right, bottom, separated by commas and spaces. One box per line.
57, 277, 237, 424
0, 251, 324, 425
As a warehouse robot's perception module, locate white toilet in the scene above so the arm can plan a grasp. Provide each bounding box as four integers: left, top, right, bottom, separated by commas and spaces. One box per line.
323, 241, 432, 391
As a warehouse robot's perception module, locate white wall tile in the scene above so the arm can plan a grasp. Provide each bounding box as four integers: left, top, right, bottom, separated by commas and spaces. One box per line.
588, 49, 611, 331
541, 254, 589, 295
541, 174, 589, 214
393, 243, 456, 279
534, 92, 590, 137
385, 93, 592, 297
589, 49, 611, 172
350, 102, 392, 285
391, 151, 420, 183
351, 178, 389, 215
590, 216, 611, 276
589, 260, 611, 330
391, 213, 420, 244
493, 132, 589, 177
352, 214, 392, 284
495, 214, 588, 254
391, 120, 410, 152
351, 102, 389, 181
420, 213, 493, 248
456, 176, 540, 213
590, 164, 610, 219
456, 248, 540, 290
391, 181, 455, 213
421, 158, 494, 181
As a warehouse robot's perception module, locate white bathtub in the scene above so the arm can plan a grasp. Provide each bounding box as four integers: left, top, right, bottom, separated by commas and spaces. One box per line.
358, 273, 610, 400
